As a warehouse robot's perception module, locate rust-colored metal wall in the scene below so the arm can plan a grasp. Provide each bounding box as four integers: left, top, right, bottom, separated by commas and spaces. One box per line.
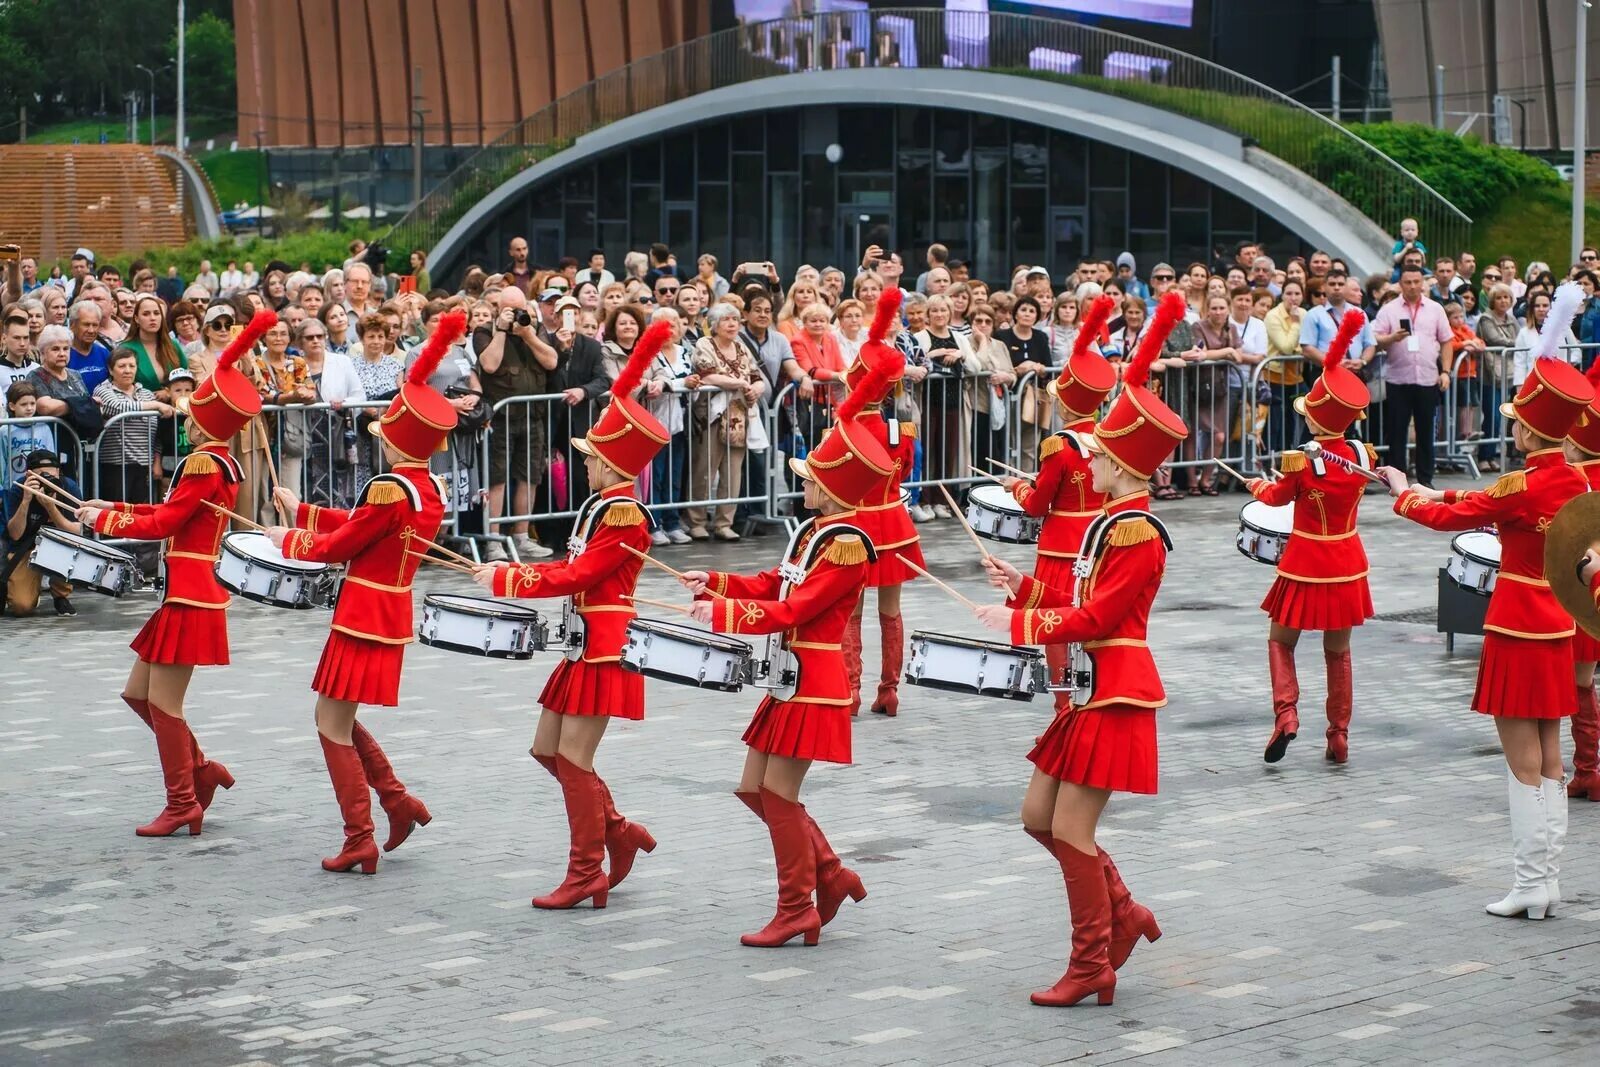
234, 0, 709, 147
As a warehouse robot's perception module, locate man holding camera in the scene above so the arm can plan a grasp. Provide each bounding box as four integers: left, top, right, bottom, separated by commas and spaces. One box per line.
3, 450, 81, 617
1373, 265, 1454, 487
476, 287, 556, 561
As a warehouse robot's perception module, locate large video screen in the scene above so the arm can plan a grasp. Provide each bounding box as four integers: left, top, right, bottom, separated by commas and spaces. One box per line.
730, 1, 1196, 32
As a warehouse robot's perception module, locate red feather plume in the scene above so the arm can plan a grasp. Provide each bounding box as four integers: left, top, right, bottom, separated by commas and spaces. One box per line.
1071, 294, 1117, 363
408, 310, 468, 387
868, 285, 903, 344
1323, 308, 1366, 368
1124, 291, 1186, 389
837, 349, 892, 424
615, 319, 671, 399
217, 310, 277, 372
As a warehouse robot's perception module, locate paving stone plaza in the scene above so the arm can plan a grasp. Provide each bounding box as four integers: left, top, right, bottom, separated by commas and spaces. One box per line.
3, 477, 1597, 1066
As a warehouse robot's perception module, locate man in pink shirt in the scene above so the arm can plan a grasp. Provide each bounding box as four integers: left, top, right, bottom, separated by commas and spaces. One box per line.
1373, 265, 1455, 485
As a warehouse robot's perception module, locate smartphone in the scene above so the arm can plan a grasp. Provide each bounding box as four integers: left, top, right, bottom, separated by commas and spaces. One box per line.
562, 308, 576, 333
398, 275, 417, 294
1399, 317, 1411, 332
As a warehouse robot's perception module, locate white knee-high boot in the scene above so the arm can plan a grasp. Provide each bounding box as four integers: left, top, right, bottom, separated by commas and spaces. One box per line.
1485, 770, 1549, 920
1541, 776, 1567, 909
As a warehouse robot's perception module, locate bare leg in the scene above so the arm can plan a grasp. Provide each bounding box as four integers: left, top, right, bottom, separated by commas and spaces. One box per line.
1496, 717, 1544, 786
556, 714, 610, 771
739, 747, 771, 796
122, 658, 152, 706
1021, 767, 1061, 836
761, 754, 812, 803
530, 708, 564, 761
1322, 628, 1351, 655
1050, 781, 1112, 855
315, 696, 360, 743
146, 663, 195, 719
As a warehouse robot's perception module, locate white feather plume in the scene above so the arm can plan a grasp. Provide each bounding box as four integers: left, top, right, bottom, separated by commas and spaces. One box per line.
1534, 281, 1585, 362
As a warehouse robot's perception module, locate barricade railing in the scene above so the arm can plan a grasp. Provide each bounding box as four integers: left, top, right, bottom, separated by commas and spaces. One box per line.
0, 414, 85, 487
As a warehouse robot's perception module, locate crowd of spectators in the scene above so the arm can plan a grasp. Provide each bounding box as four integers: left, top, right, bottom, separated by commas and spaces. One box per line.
3, 227, 1599, 613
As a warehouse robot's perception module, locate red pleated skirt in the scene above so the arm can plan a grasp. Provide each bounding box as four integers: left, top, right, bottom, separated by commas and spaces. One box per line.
539, 658, 644, 719
1472, 634, 1576, 719
1028, 704, 1157, 794
855, 499, 924, 587
742, 696, 851, 764
1260, 576, 1374, 632
867, 541, 926, 588
132, 603, 229, 666
312, 631, 404, 707
1033, 554, 1077, 593
1574, 630, 1600, 664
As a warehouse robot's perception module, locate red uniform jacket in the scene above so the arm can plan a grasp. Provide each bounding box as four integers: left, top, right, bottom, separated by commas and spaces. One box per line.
283, 462, 445, 645
1246, 437, 1374, 585
1013, 421, 1105, 559
1578, 456, 1600, 492
698, 514, 871, 706
94, 441, 241, 610
490, 484, 651, 664
1007, 492, 1168, 711
1395, 447, 1584, 641
852, 411, 919, 555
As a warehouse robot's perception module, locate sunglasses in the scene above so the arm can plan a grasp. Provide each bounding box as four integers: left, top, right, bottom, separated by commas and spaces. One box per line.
208, 318, 234, 330
657, 286, 679, 296
1583, 254, 1599, 261
1482, 274, 1501, 282
1152, 274, 1175, 282
301, 331, 327, 340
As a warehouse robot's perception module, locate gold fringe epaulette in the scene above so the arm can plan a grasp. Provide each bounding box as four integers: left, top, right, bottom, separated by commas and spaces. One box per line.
898, 420, 919, 440
1487, 470, 1526, 497
1277, 450, 1307, 474
1362, 442, 1380, 466
364, 480, 408, 505
184, 452, 218, 476
602, 501, 645, 527
1107, 517, 1160, 547
821, 534, 868, 567
1040, 434, 1064, 460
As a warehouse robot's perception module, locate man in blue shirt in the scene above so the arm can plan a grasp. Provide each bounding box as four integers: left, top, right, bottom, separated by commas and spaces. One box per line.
1299, 273, 1376, 377
66, 302, 111, 394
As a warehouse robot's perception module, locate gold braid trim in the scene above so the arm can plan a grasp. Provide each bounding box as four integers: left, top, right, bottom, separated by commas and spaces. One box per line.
364, 480, 408, 506
588, 423, 631, 443
1278, 450, 1307, 474
1487, 470, 1526, 497
1107, 517, 1160, 547
806, 449, 855, 470
820, 534, 868, 566
286, 529, 315, 558
898, 420, 919, 440
602, 501, 644, 527
184, 452, 218, 476
1039, 434, 1064, 460
1397, 492, 1424, 517
1096, 415, 1146, 438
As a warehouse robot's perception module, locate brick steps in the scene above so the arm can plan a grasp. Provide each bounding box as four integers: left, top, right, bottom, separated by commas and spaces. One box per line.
0, 144, 190, 263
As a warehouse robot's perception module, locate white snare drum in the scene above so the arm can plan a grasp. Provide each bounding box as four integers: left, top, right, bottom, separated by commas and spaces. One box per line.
621, 619, 754, 692
1446, 531, 1501, 596
215, 532, 334, 609
419, 594, 547, 659
966, 483, 1041, 544
1236, 500, 1294, 565
29, 528, 138, 597
905, 631, 1046, 702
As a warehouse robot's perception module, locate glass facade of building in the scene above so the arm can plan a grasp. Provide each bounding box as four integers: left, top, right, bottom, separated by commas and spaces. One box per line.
453, 103, 1309, 281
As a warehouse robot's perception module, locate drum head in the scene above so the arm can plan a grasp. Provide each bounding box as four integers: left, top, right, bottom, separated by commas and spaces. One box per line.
424, 593, 541, 621
1239, 500, 1294, 534
1453, 531, 1501, 565
630, 617, 751, 654
968, 483, 1022, 514
910, 629, 1029, 657
223, 531, 325, 571
40, 527, 134, 560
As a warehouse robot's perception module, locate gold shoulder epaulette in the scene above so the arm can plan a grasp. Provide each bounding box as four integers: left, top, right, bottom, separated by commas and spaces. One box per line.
898, 420, 919, 440
1107, 517, 1160, 547
1039, 434, 1064, 460
364, 480, 408, 505
602, 501, 645, 526
1487, 470, 1527, 498
1362, 442, 1379, 466
1278, 450, 1307, 474
821, 533, 868, 567
184, 452, 218, 476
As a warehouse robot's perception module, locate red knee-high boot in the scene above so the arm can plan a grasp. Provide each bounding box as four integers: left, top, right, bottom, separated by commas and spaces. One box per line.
351, 722, 431, 852
1324, 649, 1353, 764
1263, 640, 1300, 763
125, 694, 232, 811
532, 751, 558, 777
741, 788, 821, 947
1043, 644, 1072, 714
1031, 841, 1116, 1007
1100, 848, 1161, 970
596, 775, 656, 889
735, 790, 766, 821
872, 613, 904, 717
1025, 826, 1057, 856
1569, 685, 1600, 800
136, 707, 204, 837
318, 734, 379, 873
532, 755, 609, 909
805, 808, 866, 926
844, 614, 864, 717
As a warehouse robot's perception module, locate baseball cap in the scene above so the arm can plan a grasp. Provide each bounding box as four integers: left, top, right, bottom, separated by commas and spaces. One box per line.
1026, 266, 1051, 280
203, 304, 237, 326
537, 288, 565, 303
554, 296, 582, 313
24, 449, 63, 471
167, 367, 196, 385
74, 247, 95, 264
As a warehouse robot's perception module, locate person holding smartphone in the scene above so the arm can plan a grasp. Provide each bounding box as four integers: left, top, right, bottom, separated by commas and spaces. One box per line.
1372, 266, 1454, 486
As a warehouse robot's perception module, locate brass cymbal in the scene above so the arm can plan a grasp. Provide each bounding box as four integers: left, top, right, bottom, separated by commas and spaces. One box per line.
1544, 493, 1600, 641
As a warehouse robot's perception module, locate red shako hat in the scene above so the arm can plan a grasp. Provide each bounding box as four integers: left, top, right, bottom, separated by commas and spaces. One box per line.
1504, 283, 1595, 441
1047, 293, 1118, 419
1087, 291, 1190, 479
792, 337, 897, 510
370, 311, 466, 462
187, 310, 271, 441
572, 319, 672, 479
1294, 308, 1371, 435
1567, 396, 1600, 456
842, 287, 904, 408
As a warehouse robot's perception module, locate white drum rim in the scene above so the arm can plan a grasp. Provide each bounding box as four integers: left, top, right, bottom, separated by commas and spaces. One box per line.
968, 483, 1025, 513
1451, 532, 1501, 566
1238, 500, 1294, 534
221, 531, 326, 572
910, 629, 1036, 657
628, 617, 751, 654
424, 593, 542, 621
37, 527, 135, 561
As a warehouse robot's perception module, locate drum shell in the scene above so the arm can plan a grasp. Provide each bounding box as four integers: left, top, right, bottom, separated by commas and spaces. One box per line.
1236, 502, 1293, 566
215, 534, 331, 609
1445, 533, 1501, 596
418, 596, 547, 659
620, 620, 754, 692
28, 530, 136, 597
966, 485, 1041, 545
904, 630, 1043, 701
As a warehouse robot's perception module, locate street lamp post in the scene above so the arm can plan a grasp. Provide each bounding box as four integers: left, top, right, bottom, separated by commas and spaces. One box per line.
134, 64, 156, 145
1574, 0, 1591, 268
176, 0, 186, 151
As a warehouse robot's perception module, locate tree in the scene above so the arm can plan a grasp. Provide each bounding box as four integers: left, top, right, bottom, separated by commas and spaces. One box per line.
170, 11, 235, 117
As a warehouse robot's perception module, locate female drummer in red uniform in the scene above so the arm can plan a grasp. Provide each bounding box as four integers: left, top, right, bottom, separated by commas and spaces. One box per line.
265, 312, 467, 875
679, 356, 894, 947
1247, 309, 1376, 765
974, 290, 1188, 1007
838, 288, 922, 717
77, 310, 274, 837
1383, 289, 1593, 920
471, 322, 672, 910
1562, 396, 1600, 799
1001, 294, 1118, 711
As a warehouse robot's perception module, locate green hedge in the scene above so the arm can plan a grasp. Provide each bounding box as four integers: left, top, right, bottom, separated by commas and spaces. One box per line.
1337, 123, 1558, 219
123, 229, 382, 279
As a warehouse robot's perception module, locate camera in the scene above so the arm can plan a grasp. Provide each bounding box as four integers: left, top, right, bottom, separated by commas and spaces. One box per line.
362, 241, 391, 275
512, 308, 532, 328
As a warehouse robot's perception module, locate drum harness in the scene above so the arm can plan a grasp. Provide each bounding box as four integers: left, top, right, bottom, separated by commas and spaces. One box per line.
1060, 510, 1173, 705
753, 518, 876, 701
560, 492, 655, 661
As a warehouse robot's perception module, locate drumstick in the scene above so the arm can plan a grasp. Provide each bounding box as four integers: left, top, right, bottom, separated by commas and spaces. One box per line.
900, 557, 980, 611
199, 499, 267, 532
621, 544, 725, 597
939, 483, 993, 561
406, 531, 477, 568
23, 481, 82, 512
985, 457, 1032, 478
967, 465, 1006, 485
1214, 459, 1252, 485
254, 417, 281, 494
406, 549, 476, 575
621, 594, 695, 617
